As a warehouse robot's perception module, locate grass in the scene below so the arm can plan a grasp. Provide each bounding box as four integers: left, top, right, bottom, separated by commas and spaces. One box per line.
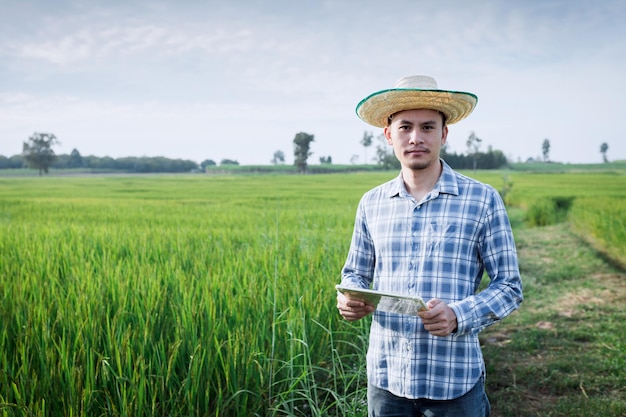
482, 225, 626, 416
0, 169, 625, 416
569, 198, 626, 269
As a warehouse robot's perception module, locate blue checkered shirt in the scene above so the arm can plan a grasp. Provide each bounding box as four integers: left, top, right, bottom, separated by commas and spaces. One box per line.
340, 160, 523, 400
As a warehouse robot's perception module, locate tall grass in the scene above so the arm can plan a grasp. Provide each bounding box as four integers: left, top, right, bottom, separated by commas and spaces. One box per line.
0, 174, 375, 416
568, 197, 626, 269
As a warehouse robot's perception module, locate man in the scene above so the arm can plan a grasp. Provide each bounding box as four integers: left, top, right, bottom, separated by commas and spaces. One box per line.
337, 75, 523, 416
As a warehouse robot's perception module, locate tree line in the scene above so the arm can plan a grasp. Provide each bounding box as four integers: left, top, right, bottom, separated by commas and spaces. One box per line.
3, 133, 233, 174
3, 131, 509, 174
8, 130, 611, 175
5, 132, 319, 175
4, 147, 201, 175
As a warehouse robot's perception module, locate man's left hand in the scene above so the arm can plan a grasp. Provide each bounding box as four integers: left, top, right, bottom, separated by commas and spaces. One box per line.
418, 299, 458, 337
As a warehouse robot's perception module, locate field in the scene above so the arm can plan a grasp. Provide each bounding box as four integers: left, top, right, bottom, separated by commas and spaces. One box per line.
1, 168, 625, 416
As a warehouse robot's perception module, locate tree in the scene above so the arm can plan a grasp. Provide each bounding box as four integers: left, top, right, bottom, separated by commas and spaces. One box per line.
0, 155, 23, 169
319, 155, 332, 164
542, 138, 550, 162
374, 133, 399, 170
271, 150, 285, 165
68, 148, 84, 168
200, 159, 217, 169
293, 132, 314, 173
360, 131, 373, 164
22, 132, 59, 175
600, 142, 609, 163
466, 131, 482, 171
220, 159, 239, 166
442, 146, 508, 170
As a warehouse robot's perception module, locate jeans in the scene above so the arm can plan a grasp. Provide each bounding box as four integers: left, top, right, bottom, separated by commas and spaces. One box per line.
367, 378, 491, 417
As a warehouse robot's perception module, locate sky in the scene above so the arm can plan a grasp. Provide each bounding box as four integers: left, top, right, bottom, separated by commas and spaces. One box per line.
1, 0, 625, 166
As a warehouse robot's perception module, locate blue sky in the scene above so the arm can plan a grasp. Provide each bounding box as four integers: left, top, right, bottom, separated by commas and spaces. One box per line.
1, 0, 625, 165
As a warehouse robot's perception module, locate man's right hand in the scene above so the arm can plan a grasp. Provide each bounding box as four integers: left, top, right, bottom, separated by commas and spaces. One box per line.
337, 292, 375, 321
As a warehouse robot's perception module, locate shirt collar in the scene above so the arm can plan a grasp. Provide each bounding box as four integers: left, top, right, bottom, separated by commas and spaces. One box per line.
438, 160, 460, 196
387, 159, 460, 198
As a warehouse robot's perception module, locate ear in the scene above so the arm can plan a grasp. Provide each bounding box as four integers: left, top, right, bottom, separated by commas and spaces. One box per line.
441, 125, 448, 145
383, 126, 393, 145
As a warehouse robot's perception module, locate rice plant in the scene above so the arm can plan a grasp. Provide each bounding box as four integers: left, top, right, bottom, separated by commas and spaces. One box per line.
0, 174, 376, 416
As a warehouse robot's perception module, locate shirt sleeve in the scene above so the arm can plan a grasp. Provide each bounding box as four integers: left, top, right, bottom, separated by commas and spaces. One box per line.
340, 198, 376, 289
450, 188, 524, 335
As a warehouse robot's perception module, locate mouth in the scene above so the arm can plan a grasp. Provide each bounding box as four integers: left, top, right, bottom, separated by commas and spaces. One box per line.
405, 148, 429, 156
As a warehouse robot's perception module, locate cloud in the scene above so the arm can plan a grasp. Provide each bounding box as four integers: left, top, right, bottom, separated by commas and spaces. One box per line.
4, 22, 255, 67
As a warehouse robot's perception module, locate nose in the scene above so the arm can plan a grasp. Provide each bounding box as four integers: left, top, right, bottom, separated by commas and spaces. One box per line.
408, 131, 423, 145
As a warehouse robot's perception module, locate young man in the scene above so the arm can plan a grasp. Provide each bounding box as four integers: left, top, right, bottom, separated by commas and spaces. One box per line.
337, 75, 523, 416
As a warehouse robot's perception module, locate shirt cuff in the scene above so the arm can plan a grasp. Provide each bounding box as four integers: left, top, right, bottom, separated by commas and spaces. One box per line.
449, 298, 475, 336
339, 275, 370, 289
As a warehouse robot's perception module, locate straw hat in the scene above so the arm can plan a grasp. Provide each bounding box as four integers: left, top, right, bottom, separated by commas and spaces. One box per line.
356, 75, 478, 127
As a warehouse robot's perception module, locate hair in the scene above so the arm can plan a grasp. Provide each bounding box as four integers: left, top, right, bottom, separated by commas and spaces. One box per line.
387, 110, 447, 127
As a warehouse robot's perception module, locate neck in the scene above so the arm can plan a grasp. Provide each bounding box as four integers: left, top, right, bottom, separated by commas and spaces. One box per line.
401, 159, 443, 202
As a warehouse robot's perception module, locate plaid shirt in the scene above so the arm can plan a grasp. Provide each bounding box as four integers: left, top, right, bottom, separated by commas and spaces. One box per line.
340, 160, 523, 400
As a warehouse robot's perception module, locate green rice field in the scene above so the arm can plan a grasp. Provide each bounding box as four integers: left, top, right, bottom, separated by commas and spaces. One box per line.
1, 168, 625, 416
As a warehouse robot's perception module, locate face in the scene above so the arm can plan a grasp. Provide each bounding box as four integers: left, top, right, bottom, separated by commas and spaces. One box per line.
384, 109, 448, 172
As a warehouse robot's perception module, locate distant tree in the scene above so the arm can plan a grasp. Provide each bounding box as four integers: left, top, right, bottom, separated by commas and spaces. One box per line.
52, 153, 70, 169
0, 156, 13, 169
83, 155, 115, 170
361, 131, 373, 164
9, 155, 24, 168
68, 148, 84, 168
319, 155, 332, 164
22, 132, 60, 175
201, 159, 216, 169
293, 132, 314, 173
271, 150, 285, 165
350, 154, 359, 164
542, 138, 550, 162
109, 156, 197, 173
220, 159, 239, 166
374, 133, 400, 170
600, 142, 609, 163
466, 131, 482, 170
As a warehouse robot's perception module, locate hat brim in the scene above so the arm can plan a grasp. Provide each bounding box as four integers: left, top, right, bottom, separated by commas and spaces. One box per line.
356, 88, 478, 127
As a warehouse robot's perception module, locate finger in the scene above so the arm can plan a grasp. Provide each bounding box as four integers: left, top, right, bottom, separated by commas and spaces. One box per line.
340, 309, 363, 321
419, 308, 440, 321
338, 303, 374, 321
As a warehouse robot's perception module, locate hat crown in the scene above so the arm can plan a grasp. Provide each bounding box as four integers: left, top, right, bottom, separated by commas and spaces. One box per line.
393, 75, 438, 90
